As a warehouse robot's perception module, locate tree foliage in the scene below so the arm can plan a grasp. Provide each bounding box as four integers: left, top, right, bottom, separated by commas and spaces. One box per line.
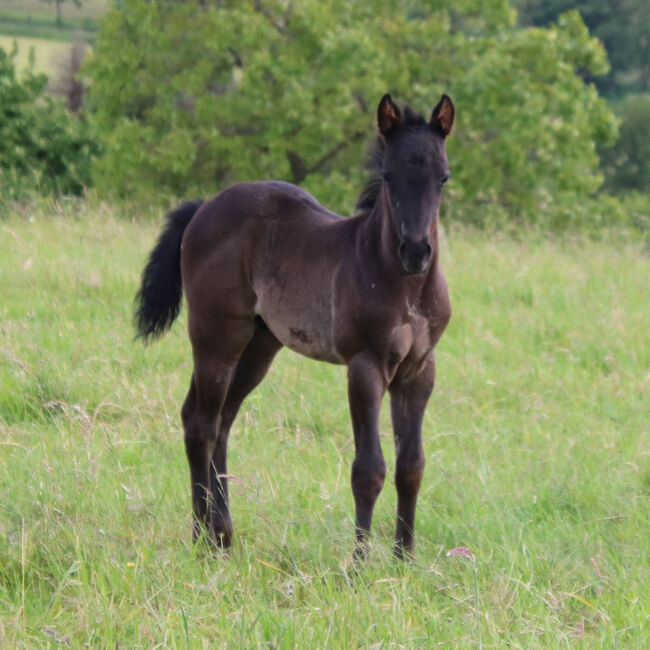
516, 1, 650, 198
86, 0, 618, 227
516, 0, 650, 95
0, 44, 98, 200
601, 94, 650, 193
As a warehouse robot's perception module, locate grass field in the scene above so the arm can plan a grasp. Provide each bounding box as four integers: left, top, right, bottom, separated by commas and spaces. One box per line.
0, 0, 107, 20
0, 0, 106, 41
0, 35, 71, 76
1, 201, 648, 647
0, 0, 101, 81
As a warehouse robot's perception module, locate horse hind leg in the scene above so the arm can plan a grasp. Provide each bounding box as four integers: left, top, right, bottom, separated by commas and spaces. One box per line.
181, 376, 211, 543
209, 323, 282, 547
181, 318, 256, 547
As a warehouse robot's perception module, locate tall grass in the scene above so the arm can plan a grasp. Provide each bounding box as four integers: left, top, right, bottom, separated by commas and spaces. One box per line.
1, 202, 648, 647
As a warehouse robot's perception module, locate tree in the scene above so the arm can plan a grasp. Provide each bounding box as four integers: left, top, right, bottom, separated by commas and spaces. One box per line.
0, 44, 98, 199
601, 94, 650, 192
86, 0, 617, 227
516, 0, 650, 95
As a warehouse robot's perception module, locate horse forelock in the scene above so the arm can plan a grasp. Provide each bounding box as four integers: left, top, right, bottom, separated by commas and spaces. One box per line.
355, 105, 428, 214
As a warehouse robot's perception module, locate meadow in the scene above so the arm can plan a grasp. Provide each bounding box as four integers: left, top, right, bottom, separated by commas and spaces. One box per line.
0, 0, 104, 78
0, 0, 105, 41
0, 35, 70, 75
0, 201, 648, 647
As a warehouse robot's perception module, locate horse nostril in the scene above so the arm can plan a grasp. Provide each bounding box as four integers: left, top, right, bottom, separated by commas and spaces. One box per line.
398, 242, 407, 260
424, 242, 432, 259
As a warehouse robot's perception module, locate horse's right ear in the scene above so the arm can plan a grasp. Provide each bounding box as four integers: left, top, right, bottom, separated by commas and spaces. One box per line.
377, 93, 402, 135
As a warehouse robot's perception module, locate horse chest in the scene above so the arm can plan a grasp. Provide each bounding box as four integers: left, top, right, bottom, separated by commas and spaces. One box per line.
388, 311, 431, 369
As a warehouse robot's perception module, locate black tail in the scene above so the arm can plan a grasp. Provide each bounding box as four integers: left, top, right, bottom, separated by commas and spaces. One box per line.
134, 199, 204, 342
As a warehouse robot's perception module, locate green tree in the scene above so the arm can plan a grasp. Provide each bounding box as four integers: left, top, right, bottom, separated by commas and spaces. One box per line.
601, 94, 650, 192
516, 0, 650, 95
447, 10, 618, 226
86, 0, 617, 227
0, 44, 99, 199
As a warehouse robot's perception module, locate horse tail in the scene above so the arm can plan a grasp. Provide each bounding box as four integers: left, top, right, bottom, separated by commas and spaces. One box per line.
134, 199, 204, 342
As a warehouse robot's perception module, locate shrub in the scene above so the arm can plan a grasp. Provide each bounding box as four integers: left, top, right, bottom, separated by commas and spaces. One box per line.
0, 44, 99, 201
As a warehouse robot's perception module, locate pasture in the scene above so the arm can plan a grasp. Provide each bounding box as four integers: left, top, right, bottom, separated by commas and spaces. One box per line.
0, 35, 70, 76
0, 0, 104, 41
0, 0, 104, 78
0, 202, 648, 647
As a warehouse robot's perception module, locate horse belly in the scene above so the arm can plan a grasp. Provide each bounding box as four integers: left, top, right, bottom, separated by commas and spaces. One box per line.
255, 289, 343, 364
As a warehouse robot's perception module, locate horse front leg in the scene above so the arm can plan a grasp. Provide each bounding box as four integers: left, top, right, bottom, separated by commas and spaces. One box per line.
347, 353, 387, 561
389, 354, 435, 559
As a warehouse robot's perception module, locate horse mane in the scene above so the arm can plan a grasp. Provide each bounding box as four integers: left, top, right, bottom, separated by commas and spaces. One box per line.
355, 106, 427, 214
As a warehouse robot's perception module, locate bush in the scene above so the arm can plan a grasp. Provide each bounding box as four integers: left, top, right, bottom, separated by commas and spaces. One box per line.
0, 44, 99, 201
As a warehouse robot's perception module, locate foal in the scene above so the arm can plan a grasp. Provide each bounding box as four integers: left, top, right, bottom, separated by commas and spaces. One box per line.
135, 93, 455, 559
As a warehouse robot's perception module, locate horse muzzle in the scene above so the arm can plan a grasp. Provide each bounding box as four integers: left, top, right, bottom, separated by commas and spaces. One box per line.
398, 237, 432, 275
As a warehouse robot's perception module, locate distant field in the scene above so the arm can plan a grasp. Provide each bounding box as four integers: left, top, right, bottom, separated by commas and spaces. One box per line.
0, 203, 648, 647
0, 0, 106, 41
0, 0, 105, 76
0, 34, 71, 76
0, 0, 107, 20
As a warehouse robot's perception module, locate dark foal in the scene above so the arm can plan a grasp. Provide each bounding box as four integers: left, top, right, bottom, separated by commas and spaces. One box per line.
135, 93, 455, 560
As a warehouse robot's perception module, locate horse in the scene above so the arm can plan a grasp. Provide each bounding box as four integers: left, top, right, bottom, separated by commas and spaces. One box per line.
134, 93, 455, 560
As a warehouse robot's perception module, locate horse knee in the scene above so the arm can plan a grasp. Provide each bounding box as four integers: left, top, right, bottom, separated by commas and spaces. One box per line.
395, 454, 425, 496
181, 400, 194, 431
182, 408, 219, 447
351, 456, 387, 503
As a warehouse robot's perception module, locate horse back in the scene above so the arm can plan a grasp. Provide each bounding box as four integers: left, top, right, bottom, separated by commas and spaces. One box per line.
180, 181, 352, 361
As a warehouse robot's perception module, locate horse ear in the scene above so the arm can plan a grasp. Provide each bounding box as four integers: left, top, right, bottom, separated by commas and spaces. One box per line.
377, 93, 402, 135
430, 94, 455, 137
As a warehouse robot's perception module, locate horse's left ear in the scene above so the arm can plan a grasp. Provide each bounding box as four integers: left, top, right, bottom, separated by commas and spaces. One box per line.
430, 94, 455, 137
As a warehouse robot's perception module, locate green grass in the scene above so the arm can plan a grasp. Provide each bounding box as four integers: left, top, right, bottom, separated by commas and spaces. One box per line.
1, 200, 648, 647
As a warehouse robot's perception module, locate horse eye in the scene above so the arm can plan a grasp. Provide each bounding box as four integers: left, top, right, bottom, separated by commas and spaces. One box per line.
382, 170, 391, 184
440, 175, 450, 187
